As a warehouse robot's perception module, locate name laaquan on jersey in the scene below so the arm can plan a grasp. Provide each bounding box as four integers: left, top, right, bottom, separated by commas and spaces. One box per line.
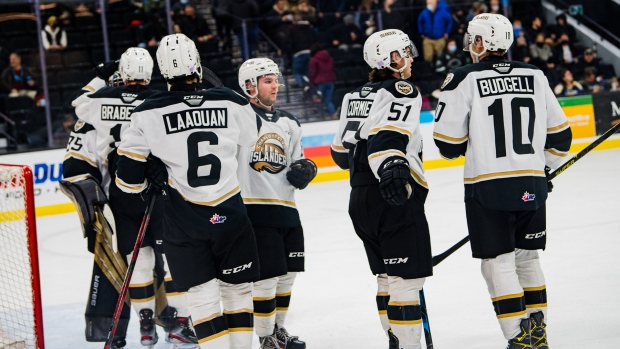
347, 99, 373, 118
249, 133, 287, 174
477, 75, 534, 97
164, 108, 228, 134
101, 105, 135, 121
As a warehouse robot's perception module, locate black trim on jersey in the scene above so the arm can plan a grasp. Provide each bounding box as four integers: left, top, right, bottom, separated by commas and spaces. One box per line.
434, 139, 467, 159
72, 121, 95, 134
442, 57, 541, 91
245, 204, 301, 228
133, 87, 249, 113
465, 176, 548, 211
116, 155, 146, 188
367, 130, 409, 159
63, 158, 102, 183
545, 128, 572, 152
87, 84, 158, 102
331, 148, 350, 170
277, 109, 301, 127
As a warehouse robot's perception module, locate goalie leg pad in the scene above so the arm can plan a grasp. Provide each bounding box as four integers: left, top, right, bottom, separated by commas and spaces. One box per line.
515, 249, 547, 317
221, 281, 253, 349
481, 251, 527, 340
387, 276, 424, 347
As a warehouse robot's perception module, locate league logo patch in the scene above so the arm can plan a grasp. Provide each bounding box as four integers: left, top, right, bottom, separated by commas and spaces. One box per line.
210, 213, 226, 224
522, 191, 536, 202
74, 119, 85, 131
441, 73, 454, 90
395, 81, 413, 95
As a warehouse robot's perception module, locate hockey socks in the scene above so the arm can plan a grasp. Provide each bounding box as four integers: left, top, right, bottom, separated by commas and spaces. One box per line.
387, 276, 424, 348
221, 281, 254, 349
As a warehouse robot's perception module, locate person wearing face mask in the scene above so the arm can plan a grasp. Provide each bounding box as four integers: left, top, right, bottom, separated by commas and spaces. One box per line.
552, 33, 576, 68
417, 0, 453, 64
529, 33, 554, 72
41, 15, 67, 51
435, 38, 471, 76
488, 0, 502, 14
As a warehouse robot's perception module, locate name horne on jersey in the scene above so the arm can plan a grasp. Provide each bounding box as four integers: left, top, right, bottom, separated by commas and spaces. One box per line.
164, 108, 228, 134
101, 105, 135, 121
347, 99, 373, 118
477, 75, 534, 97
249, 132, 288, 173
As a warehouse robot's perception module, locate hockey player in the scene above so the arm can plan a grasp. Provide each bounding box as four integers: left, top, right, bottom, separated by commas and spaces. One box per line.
115, 33, 260, 349
67, 48, 198, 347
331, 29, 432, 349
434, 14, 572, 349
236, 58, 316, 349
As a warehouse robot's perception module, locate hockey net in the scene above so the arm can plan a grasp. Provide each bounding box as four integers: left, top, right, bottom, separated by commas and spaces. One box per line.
0, 165, 44, 349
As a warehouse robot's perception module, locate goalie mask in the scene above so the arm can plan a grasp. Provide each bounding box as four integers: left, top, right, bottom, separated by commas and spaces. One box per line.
464, 13, 513, 62
363, 29, 418, 78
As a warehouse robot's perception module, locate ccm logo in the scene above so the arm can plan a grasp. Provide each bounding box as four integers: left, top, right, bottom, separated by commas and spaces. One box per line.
525, 231, 546, 239
222, 262, 252, 274
289, 252, 304, 257
384, 257, 409, 264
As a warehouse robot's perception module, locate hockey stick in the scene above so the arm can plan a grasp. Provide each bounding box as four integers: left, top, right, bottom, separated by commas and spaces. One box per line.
432, 121, 620, 267
419, 289, 434, 349
103, 193, 157, 349
201, 65, 223, 87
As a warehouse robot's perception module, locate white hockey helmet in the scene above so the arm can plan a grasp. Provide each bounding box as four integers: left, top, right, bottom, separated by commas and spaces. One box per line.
464, 13, 513, 54
238, 58, 281, 98
119, 47, 153, 84
156, 34, 202, 81
363, 29, 418, 70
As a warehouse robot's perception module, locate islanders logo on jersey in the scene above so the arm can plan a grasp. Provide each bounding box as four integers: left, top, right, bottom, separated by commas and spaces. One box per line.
250, 132, 288, 174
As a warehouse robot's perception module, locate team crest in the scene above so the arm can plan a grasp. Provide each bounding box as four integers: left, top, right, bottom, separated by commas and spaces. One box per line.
441, 73, 454, 90
210, 213, 226, 224
249, 132, 288, 174
74, 119, 85, 131
395, 81, 413, 95
522, 191, 536, 202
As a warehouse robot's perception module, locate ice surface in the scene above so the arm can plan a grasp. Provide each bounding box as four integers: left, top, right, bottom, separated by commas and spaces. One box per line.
38, 149, 620, 348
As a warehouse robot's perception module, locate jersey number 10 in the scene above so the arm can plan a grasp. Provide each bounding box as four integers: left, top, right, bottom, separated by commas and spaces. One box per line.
488, 97, 536, 158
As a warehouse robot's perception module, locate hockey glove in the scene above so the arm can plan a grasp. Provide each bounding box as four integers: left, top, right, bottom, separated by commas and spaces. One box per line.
379, 158, 412, 205
286, 159, 317, 189
545, 166, 553, 193
145, 156, 167, 197
94, 60, 119, 81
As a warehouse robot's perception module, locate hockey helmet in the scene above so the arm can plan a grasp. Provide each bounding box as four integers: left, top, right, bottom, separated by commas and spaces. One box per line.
156, 34, 202, 82
464, 13, 513, 54
363, 29, 418, 70
238, 58, 281, 98
119, 47, 154, 84
108, 70, 124, 87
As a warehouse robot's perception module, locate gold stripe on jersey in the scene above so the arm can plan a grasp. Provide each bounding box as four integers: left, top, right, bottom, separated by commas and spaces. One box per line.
378, 310, 387, 315
389, 319, 422, 325
369, 125, 412, 138
193, 313, 222, 325
523, 285, 546, 292
276, 292, 292, 297
388, 300, 420, 306
547, 121, 569, 133
64, 151, 97, 167
63, 173, 92, 182
368, 149, 406, 161
242, 198, 296, 207
130, 280, 154, 288
223, 308, 253, 315
496, 310, 527, 319
115, 177, 146, 192
464, 169, 545, 183
492, 292, 524, 302
410, 169, 429, 188
198, 330, 229, 343
545, 148, 568, 157
228, 327, 253, 332
433, 131, 469, 143
177, 184, 240, 206
117, 148, 147, 161
253, 296, 275, 301
254, 310, 276, 317
526, 303, 548, 308
83, 84, 96, 92
377, 292, 389, 297
331, 144, 346, 151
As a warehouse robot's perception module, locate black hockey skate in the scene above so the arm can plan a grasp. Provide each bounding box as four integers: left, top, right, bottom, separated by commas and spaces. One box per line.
110, 339, 126, 349
530, 311, 548, 349
167, 316, 199, 348
506, 318, 532, 349
259, 334, 284, 349
139, 308, 158, 348
275, 325, 306, 349
388, 329, 399, 349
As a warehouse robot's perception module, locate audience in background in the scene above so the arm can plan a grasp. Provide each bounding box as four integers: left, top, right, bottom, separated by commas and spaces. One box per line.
329, 14, 364, 50
284, 13, 316, 87
435, 38, 471, 76
1, 53, 36, 99
554, 68, 585, 96
41, 16, 67, 51
417, 0, 453, 64
308, 43, 336, 117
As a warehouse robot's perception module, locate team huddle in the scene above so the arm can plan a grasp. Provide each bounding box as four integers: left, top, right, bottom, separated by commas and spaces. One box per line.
62, 13, 571, 349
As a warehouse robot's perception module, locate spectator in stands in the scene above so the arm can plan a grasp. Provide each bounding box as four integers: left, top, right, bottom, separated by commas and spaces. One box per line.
294, 0, 316, 24
580, 67, 605, 94
41, 16, 67, 51
0, 53, 36, 99
262, 0, 294, 50
554, 68, 584, 96
488, 0, 502, 14
178, 5, 215, 45
524, 16, 544, 45
512, 34, 531, 63
74, 2, 94, 18
52, 113, 76, 146
308, 43, 337, 117
529, 32, 554, 71
357, 0, 378, 37
218, 0, 259, 60
381, 0, 407, 34
574, 48, 602, 80
417, 0, 453, 64
435, 38, 471, 76
315, 0, 347, 31
548, 13, 576, 45
553, 33, 577, 68
284, 13, 316, 88
465, 2, 484, 24
329, 14, 364, 50
139, 13, 167, 48
608, 77, 619, 91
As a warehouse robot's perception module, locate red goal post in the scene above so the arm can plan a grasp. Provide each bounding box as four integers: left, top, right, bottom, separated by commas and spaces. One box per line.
0, 164, 44, 349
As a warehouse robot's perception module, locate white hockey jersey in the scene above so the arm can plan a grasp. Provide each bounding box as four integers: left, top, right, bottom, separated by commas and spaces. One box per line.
331, 78, 427, 190
237, 104, 303, 228
63, 119, 101, 181
434, 56, 572, 210
116, 87, 258, 229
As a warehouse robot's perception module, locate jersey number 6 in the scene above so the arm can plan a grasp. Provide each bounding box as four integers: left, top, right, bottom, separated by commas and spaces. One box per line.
187, 131, 222, 187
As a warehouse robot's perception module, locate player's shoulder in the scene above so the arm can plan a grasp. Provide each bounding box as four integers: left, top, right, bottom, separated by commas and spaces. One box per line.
72, 119, 95, 134
202, 87, 250, 106
441, 60, 542, 91
88, 86, 118, 99
377, 78, 419, 99
275, 109, 301, 127
133, 87, 249, 113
